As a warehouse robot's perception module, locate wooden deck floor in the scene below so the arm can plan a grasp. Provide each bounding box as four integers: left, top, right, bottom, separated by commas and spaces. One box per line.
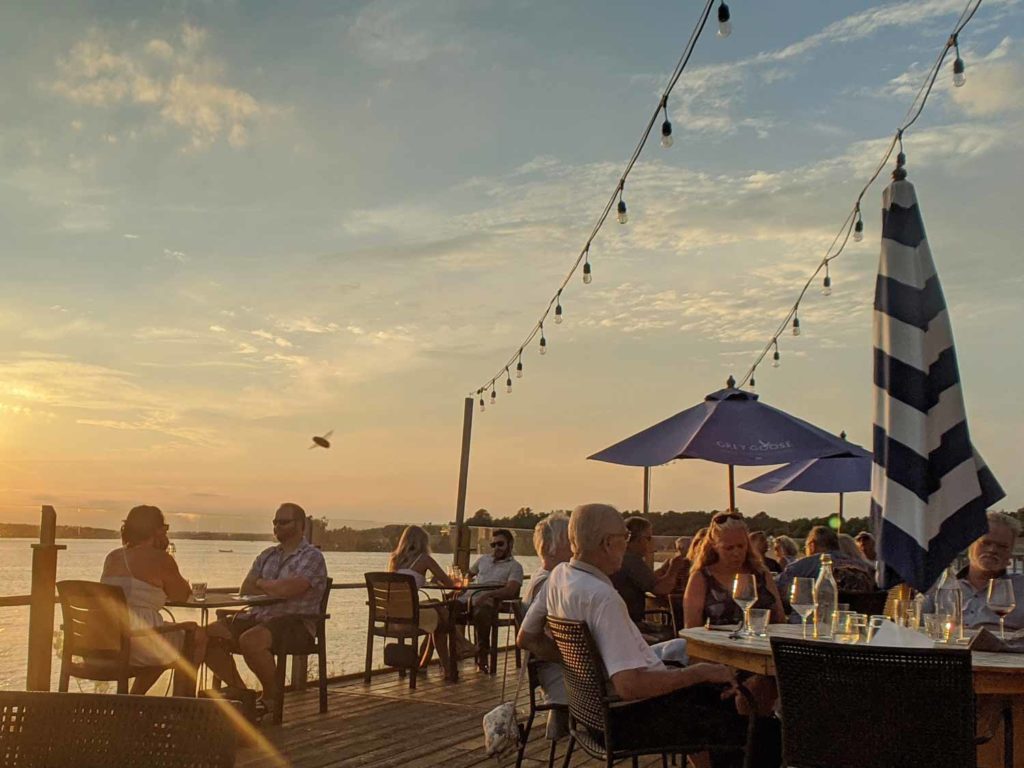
237, 652, 672, 768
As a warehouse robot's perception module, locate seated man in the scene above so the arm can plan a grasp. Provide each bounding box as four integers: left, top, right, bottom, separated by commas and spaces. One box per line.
521, 504, 778, 767
205, 503, 328, 717
923, 511, 1024, 632
854, 531, 878, 568
777, 525, 875, 613
610, 516, 687, 642
463, 528, 523, 670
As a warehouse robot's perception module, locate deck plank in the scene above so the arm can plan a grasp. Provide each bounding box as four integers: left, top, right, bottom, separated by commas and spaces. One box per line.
237, 653, 672, 767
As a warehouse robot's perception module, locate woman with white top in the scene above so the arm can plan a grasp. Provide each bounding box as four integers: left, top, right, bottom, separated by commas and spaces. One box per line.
100, 505, 207, 695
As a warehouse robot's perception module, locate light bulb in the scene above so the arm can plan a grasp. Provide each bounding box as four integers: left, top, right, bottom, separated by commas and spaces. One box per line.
555, 302, 563, 324
953, 56, 966, 87
506, 375, 512, 394
617, 199, 628, 225
479, 397, 485, 412
896, 151, 906, 168
661, 120, 673, 149
853, 217, 864, 242
823, 274, 832, 296
583, 261, 593, 284
749, 374, 756, 389
772, 347, 781, 368
792, 316, 801, 336
516, 359, 523, 379
539, 335, 547, 355
717, 2, 731, 38
490, 388, 496, 404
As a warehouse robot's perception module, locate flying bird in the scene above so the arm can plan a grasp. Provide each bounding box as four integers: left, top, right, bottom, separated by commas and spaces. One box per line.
309, 430, 334, 450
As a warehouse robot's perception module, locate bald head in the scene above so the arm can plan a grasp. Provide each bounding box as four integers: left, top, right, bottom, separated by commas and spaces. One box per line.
570, 503, 626, 558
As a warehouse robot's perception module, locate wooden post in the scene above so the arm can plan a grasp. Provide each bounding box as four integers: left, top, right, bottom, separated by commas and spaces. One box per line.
642, 467, 651, 515
453, 397, 474, 572
292, 517, 314, 690
27, 506, 65, 691
727, 465, 736, 512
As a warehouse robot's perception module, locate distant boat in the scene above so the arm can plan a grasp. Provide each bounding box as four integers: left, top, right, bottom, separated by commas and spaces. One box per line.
218, 548, 234, 553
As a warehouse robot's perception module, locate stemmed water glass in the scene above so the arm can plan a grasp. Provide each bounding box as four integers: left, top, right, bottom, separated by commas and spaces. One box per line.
733, 574, 758, 637
790, 577, 816, 639
987, 578, 1016, 640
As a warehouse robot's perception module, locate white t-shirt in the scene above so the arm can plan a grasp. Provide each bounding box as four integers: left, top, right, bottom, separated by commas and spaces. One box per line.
542, 559, 665, 678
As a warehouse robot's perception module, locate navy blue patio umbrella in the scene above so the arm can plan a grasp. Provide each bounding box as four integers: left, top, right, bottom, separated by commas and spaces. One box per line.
589, 378, 864, 512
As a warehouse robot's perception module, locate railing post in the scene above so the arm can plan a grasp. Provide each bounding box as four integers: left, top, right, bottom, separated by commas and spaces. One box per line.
27, 506, 65, 691
291, 519, 315, 690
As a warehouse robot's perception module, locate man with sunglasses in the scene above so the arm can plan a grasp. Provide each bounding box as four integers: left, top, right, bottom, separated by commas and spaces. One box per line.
462, 528, 524, 671
204, 502, 328, 719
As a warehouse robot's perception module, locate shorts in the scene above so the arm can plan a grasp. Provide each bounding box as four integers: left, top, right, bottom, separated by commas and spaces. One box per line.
223, 613, 312, 649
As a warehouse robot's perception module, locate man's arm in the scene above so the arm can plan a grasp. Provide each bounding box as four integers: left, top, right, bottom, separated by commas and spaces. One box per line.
480, 579, 522, 603
516, 592, 560, 662
259, 550, 327, 603
610, 662, 736, 701
240, 552, 266, 595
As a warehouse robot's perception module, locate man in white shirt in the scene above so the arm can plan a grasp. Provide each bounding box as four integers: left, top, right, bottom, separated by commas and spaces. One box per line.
521, 504, 765, 765
465, 528, 524, 671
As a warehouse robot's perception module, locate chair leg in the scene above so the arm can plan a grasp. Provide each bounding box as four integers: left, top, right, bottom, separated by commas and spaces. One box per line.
117, 676, 128, 694
631, 757, 639, 768
515, 711, 536, 768
409, 657, 418, 690
318, 644, 328, 714
58, 668, 70, 693
560, 735, 575, 768
273, 654, 286, 725
547, 738, 558, 768
661, 755, 669, 768
489, 621, 499, 675
1004, 704, 1014, 768
364, 627, 374, 684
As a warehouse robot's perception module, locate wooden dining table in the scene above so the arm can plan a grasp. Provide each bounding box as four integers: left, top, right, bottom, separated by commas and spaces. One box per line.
681, 624, 1024, 765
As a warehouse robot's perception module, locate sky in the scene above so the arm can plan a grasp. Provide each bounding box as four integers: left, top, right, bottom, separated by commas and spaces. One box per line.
0, 0, 1022, 533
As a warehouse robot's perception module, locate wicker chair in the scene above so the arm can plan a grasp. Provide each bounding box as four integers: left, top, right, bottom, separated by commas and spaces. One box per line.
515, 656, 568, 768
771, 637, 984, 768
364, 572, 431, 689
214, 577, 332, 725
0, 690, 236, 767
56, 580, 197, 695
546, 616, 754, 767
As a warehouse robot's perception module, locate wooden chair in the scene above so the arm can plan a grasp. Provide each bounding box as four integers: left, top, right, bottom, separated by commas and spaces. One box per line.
771, 637, 988, 768
0, 690, 236, 767
547, 616, 755, 767
214, 577, 333, 725
364, 572, 429, 689
56, 580, 196, 695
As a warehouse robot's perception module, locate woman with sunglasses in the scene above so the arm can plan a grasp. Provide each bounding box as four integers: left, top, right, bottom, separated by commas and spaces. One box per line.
100, 505, 207, 694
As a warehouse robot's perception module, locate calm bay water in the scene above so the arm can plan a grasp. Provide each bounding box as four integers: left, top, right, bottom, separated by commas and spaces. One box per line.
0, 538, 540, 691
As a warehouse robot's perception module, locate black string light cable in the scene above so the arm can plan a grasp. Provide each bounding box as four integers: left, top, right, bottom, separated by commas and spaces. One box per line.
470, 0, 720, 409
738, 0, 984, 390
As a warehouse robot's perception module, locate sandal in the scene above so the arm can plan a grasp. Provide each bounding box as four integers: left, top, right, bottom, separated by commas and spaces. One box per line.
254, 697, 278, 723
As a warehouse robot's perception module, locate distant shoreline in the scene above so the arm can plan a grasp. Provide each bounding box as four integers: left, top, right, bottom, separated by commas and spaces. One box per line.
0, 523, 274, 542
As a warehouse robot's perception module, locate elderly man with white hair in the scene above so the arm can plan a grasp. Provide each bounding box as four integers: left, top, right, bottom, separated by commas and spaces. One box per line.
924, 511, 1024, 631
520, 504, 775, 766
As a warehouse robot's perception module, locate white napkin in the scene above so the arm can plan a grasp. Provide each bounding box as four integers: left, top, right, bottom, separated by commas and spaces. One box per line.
868, 619, 934, 648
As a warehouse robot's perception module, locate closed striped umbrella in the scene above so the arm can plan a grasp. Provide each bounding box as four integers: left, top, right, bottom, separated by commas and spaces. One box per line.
872, 171, 1004, 591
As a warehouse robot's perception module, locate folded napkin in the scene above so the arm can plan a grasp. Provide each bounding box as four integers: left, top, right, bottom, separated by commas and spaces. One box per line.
968, 627, 1024, 653
868, 619, 934, 648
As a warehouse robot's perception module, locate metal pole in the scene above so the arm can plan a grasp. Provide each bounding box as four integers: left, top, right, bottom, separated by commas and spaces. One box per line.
453, 397, 474, 572
728, 465, 736, 512
838, 492, 845, 532
27, 506, 65, 691
642, 467, 650, 515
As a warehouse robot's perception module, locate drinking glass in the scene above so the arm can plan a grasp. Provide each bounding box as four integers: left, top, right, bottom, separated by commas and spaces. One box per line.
747, 608, 770, 638
732, 574, 758, 637
191, 581, 207, 602
790, 577, 815, 640
923, 613, 942, 640
834, 611, 860, 643
987, 578, 1016, 640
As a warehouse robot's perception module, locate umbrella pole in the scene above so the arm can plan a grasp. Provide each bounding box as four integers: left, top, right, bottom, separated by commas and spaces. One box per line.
728, 464, 736, 512
838, 492, 844, 532
643, 467, 651, 515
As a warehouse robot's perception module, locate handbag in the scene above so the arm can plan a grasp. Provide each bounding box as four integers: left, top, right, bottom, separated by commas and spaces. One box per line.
482, 616, 528, 760
383, 641, 420, 669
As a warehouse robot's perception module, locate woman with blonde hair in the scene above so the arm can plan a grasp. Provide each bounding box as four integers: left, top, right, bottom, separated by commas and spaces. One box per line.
683, 513, 784, 629
387, 525, 461, 679
772, 534, 799, 569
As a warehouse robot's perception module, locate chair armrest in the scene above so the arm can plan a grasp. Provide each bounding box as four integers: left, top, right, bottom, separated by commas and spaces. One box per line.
133, 621, 198, 636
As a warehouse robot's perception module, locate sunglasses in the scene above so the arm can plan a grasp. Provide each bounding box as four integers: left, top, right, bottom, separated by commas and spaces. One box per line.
489, 541, 507, 548
272, 518, 296, 527
712, 512, 743, 525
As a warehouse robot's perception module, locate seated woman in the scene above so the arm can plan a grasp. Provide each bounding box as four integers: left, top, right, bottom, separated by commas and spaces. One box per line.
771, 534, 799, 570
100, 505, 206, 695
387, 525, 463, 680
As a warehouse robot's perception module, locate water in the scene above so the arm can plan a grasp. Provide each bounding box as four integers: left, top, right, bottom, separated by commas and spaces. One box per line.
0, 538, 540, 691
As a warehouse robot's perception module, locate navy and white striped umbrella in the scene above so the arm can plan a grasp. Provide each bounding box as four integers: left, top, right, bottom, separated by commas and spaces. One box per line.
872, 172, 1004, 591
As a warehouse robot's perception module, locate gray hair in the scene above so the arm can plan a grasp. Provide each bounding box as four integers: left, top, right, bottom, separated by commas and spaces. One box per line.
988, 510, 1022, 538
533, 513, 570, 559
773, 535, 798, 558
569, 503, 624, 557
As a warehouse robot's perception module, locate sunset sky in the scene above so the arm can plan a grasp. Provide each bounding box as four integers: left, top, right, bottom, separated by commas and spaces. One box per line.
1, 0, 1021, 533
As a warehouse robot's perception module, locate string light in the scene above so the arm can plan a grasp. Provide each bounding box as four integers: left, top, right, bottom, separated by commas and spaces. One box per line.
555, 293, 564, 324
952, 35, 966, 87
749, 370, 756, 389
661, 104, 674, 149
469, 0, 719, 407
479, 392, 486, 412
490, 385, 497, 405
506, 369, 513, 394
737, 0, 983, 391
717, 1, 732, 38
792, 314, 801, 336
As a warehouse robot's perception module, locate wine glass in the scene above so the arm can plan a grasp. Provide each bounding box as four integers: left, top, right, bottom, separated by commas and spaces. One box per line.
987, 578, 1016, 640
790, 577, 815, 640
732, 574, 758, 637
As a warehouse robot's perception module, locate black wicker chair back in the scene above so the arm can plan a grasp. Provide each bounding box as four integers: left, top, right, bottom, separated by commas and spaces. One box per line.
771, 637, 977, 768
545, 616, 611, 734
0, 691, 236, 767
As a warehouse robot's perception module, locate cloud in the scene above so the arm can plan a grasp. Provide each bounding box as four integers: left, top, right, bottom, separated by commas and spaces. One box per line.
251, 329, 293, 348
346, 0, 466, 66
950, 37, 1024, 116
49, 24, 273, 151
123, 233, 139, 239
